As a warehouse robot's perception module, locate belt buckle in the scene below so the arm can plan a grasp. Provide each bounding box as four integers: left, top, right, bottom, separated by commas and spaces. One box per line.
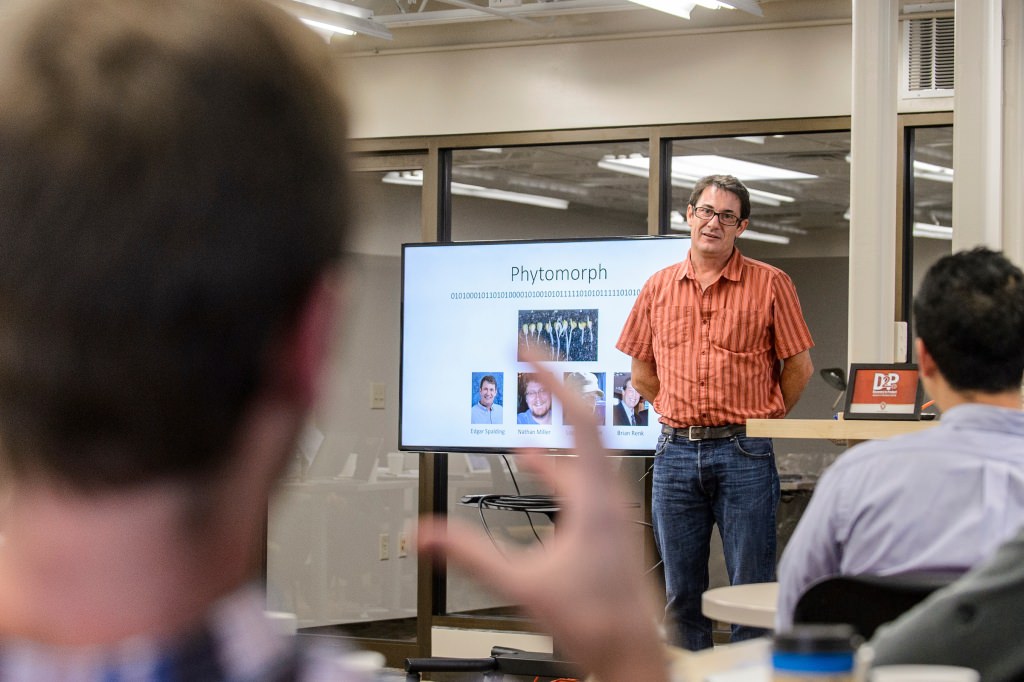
687, 426, 702, 441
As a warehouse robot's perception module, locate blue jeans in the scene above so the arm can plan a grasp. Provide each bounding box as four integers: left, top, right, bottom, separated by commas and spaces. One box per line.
652, 432, 780, 650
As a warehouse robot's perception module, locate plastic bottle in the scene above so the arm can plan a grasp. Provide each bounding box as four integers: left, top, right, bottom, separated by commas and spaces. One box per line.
773, 624, 859, 682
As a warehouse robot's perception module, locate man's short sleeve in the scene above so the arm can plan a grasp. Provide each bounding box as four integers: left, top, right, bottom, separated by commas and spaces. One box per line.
616, 278, 657, 362
771, 271, 814, 360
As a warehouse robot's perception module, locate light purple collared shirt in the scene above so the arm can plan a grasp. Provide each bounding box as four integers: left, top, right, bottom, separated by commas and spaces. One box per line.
776, 403, 1024, 630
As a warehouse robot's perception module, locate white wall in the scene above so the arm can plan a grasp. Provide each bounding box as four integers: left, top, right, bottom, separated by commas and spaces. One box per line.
342, 24, 854, 138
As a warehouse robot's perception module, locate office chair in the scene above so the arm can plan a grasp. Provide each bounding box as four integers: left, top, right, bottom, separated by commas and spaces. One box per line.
792, 572, 962, 640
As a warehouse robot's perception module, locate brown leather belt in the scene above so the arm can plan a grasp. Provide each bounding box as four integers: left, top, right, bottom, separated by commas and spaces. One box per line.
661, 424, 746, 442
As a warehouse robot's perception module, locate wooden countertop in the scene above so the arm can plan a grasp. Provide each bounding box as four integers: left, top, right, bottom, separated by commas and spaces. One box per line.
746, 418, 936, 440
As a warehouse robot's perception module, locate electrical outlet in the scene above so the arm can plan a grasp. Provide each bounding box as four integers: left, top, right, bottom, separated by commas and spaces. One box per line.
370, 382, 386, 410
379, 533, 390, 561
398, 533, 408, 558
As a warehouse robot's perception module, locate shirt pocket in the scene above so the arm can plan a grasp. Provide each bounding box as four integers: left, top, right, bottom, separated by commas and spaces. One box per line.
651, 306, 691, 351
711, 309, 770, 353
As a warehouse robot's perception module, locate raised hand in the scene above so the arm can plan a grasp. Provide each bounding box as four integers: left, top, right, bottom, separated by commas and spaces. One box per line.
417, 357, 668, 682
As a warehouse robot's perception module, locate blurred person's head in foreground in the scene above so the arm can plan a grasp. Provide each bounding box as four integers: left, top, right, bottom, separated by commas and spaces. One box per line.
0, 0, 351, 658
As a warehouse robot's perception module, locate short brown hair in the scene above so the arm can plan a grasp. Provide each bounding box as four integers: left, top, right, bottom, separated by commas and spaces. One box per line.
688, 174, 751, 221
0, 0, 350, 489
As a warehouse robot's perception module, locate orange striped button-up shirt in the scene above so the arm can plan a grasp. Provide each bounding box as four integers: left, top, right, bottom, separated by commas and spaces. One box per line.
616, 248, 813, 428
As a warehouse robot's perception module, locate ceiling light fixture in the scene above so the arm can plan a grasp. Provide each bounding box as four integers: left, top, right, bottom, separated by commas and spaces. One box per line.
382, 171, 569, 210
912, 160, 954, 183
624, 0, 762, 19
845, 209, 953, 240
754, 220, 809, 235
847, 155, 955, 184
711, 0, 763, 14
626, 0, 696, 19
669, 211, 790, 244
912, 222, 953, 240
599, 154, 810, 206
270, 0, 392, 40
672, 154, 816, 181
300, 18, 356, 36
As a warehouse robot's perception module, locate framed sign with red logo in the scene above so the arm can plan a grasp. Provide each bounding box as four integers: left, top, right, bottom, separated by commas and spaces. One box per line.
843, 363, 924, 420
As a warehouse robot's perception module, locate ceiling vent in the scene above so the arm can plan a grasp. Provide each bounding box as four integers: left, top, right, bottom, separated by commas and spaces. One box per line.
901, 14, 954, 98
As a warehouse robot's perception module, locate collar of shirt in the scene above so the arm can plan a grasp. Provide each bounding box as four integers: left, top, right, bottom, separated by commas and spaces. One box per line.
679, 247, 745, 284
936, 402, 1024, 437
0, 585, 299, 682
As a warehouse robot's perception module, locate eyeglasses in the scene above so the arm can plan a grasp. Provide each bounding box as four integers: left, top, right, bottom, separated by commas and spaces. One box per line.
525, 389, 550, 400
692, 205, 742, 228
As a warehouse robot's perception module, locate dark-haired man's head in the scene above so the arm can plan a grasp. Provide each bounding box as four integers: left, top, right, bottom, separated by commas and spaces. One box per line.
0, 0, 350, 491
0, 0, 354, 652
687, 174, 751, 222
621, 380, 642, 410
914, 247, 1024, 395
479, 376, 498, 408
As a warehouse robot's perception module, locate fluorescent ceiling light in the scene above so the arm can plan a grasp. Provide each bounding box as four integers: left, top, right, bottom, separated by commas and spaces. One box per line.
669, 210, 790, 244
847, 155, 955, 184
376, 0, 761, 28
912, 160, 954, 183
300, 18, 355, 36
270, 0, 392, 39
845, 209, 953, 240
599, 154, 808, 206
290, 0, 373, 19
382, 171, 569, 210
912, 223, 953, 240
715, 0, 763, 14
624, 0, 762, 19
450, 185, 569, 210
737, 230, 789, 244
672, 154, 816, 181
755, 220, 808, 236
626, 0, 695, 19
695, 0, 739, 9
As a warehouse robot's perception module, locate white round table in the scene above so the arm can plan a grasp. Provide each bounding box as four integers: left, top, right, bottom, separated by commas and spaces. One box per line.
701, 581, 778, 629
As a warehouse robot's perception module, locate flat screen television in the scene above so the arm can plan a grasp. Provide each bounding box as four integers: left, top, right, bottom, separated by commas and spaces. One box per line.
400, 235, 691, 454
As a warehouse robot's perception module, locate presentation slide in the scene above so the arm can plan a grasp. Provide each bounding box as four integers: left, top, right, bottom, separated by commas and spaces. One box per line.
400, 235, 691, 453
